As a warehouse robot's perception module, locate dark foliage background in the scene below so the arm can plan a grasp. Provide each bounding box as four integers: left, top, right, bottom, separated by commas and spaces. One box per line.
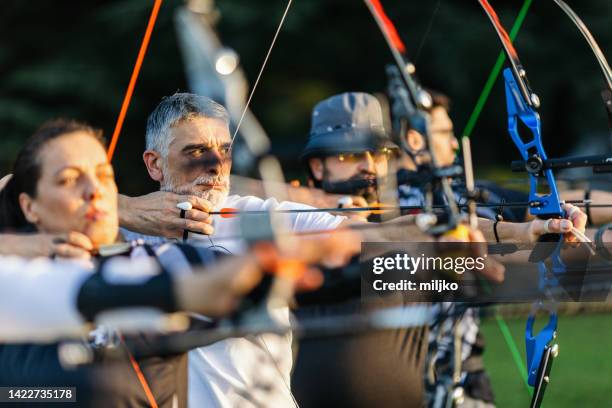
0, 0, 610, 195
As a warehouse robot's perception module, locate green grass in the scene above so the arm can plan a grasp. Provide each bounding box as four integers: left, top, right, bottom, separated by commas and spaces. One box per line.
480, 313, 612, 407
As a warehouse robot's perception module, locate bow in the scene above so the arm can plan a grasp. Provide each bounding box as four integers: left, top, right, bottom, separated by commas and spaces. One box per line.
107, 0, 164, 162
551, 0, 612, 132
364, 0, 468, 239
364, 2, 484, 407
476, 1, 604, 406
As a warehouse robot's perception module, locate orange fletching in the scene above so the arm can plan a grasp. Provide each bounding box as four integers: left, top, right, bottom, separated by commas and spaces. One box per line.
219, 207, 240, 218
369, 202, 389, 215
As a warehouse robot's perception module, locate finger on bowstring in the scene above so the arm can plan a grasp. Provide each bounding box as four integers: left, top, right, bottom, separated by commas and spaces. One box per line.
539, 218, 572, 235
180, 218, 214, 236
53, 243, 91, 259
184, 209, 214, 224
62, 231, 94, 251
544, 218, 580, 244
568, 227, 591, 243
564, 203, 587, 232
179, 195, 213, 213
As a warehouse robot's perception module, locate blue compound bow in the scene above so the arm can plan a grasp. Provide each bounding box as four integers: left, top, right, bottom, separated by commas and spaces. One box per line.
477, 1, 566, 406
503, 67, 562, 403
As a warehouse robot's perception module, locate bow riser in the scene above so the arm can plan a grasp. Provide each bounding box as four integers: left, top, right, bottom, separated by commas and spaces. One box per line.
504, 68, 563, 218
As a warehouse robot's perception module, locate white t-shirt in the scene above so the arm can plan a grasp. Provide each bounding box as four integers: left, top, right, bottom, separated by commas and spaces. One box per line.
186, 195, 346, 408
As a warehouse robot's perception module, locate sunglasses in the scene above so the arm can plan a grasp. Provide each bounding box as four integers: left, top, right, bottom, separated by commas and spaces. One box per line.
335, 147, 397, 163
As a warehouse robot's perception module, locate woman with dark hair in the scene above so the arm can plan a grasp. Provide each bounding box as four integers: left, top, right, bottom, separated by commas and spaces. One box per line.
0, 119, 109, 257
0, 119, 115, 240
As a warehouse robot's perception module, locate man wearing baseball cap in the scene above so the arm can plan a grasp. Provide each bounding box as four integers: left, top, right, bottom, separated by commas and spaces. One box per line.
301, 92, 399, 216
292, 92, 429, 408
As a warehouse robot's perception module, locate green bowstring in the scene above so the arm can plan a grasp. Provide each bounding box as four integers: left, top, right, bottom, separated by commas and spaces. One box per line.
461, 0, 534, 139
460, 0, 535, 397
495, 313, 532, 394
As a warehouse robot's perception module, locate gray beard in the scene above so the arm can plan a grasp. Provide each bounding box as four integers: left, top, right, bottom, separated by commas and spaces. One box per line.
161, 174, 230, 210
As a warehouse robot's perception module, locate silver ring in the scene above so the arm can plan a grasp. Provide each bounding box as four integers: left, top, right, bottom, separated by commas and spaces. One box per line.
177, 201, 193, 211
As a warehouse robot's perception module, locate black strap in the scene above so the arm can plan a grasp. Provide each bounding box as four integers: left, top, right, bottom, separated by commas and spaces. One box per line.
180, 209, 188, 241
493, 216, 503, 244
142, 244, 157, 257
493, 199, 506, 244
77, 265, 176, 322
174, 243, 206, 265
585, 189, 593, 227
78, 244, 175, 321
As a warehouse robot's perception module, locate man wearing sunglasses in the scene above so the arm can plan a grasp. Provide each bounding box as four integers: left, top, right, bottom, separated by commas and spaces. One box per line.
292, 92, 432, 407
295, 91, 497, 408
301, 92, 400, 220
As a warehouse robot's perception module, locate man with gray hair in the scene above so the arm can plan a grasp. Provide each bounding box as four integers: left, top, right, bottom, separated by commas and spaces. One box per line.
124, 92, 352, 408
143, 93, 232, 209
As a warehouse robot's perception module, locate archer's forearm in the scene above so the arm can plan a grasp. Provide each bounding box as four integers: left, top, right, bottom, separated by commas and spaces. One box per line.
348, 215, 432, 242
561, 190, 612, 225
117, 194, 136, 231
0, 234, 27, 256
478, 217, 529, 244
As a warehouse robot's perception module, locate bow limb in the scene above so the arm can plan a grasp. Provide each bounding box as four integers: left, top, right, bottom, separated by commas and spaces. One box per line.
551, 0, 612, 131
364, 0, 464, 236
552, 0, 612, 91
107, 0, 164, 162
